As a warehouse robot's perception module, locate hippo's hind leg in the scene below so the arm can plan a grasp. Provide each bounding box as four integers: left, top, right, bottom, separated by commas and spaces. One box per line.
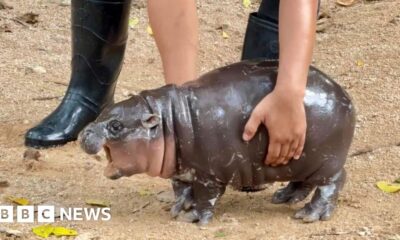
294, 169, 346, 223
271, 182, 315, 204
170, 179, 194, 218
177, 179, 226, 225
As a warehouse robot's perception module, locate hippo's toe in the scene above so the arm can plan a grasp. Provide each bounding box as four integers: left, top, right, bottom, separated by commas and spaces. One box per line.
294, 202, 336, 223
176, 209, 213, 225
271, 182, 314, 205
176, 209, 200, 223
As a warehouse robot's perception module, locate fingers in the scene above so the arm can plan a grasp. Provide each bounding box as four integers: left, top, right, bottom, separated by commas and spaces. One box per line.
267, 134, 305, 166
276, 142, 291, 165
265, 141, 281, 165
294, 133, 306, 160
242, 112, 262, 142
288, 138, 299, 159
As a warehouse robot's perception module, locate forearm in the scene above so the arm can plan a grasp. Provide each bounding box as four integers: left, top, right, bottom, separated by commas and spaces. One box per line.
148, 0, 198, 85
276, 0, 318, 97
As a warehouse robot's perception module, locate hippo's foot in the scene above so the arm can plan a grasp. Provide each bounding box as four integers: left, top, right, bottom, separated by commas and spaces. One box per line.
294, 200, 336, 222
173, 178, 226, 225
271, 182, 314, 204
177, 209, 214, 225
294, 170, 346, 223
171, 180, 194, 218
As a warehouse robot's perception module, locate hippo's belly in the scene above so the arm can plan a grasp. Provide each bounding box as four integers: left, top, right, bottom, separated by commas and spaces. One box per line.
175, 60, 354, 188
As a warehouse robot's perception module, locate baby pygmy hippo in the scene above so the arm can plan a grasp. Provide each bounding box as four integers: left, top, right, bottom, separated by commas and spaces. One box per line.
80, 60, 356, 225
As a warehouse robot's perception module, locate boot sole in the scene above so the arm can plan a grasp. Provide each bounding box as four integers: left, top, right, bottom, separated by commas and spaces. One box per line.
25, 137, 77, 149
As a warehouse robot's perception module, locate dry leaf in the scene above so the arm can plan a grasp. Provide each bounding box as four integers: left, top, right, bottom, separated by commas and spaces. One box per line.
85, 199, 110, 207
242, 0, 251, 8
222, 31, 229, 39
7, 196, 30, 205
32, 225, 54, 238
356, 60, 365, 67
376, 181, 400, 193
129, 17, 139, 28
336, 0, 356, 6
147, 25, 153, 36
32, 225, 78, 238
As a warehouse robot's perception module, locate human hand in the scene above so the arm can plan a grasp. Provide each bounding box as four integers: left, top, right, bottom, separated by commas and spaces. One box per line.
242, 88, 306, 166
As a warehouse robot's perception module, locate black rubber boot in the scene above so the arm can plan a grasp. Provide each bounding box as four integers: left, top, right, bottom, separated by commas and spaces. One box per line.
242, 0, 320, 60
241, 0, 280, 60
25, 0, 132, 148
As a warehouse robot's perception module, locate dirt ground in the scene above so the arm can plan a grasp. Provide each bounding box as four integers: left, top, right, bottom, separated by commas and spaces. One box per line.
0, 0, 399, 239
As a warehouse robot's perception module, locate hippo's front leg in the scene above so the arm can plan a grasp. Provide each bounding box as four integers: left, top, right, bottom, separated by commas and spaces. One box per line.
178, 178, 226, 225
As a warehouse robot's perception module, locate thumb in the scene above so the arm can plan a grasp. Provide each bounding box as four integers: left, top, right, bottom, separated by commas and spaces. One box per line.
242, 113, 261, 141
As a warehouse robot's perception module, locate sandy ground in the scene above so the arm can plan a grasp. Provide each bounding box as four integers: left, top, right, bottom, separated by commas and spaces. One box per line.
0, 0, 399, 239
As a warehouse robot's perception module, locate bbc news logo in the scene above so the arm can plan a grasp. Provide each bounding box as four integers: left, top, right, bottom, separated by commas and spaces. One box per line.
0, 206, 111, 223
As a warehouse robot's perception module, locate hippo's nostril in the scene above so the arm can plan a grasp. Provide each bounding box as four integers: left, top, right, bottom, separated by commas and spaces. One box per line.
79, 131, 106, 155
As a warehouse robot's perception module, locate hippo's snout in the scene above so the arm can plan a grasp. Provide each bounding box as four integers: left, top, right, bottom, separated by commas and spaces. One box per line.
104, 163, 123, 180
79, 123, 106, 155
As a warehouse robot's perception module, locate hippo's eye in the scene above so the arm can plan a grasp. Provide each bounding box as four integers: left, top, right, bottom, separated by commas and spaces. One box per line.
108, 120, 124, 134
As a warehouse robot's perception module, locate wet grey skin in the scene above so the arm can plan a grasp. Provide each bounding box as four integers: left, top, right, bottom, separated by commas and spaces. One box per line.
80, 59, 356, 225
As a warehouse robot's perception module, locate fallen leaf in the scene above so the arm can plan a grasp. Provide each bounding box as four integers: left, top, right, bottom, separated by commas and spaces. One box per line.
147, 25, 153, 36
355, 59, 364, 67
242, 0, 251, 8
85, 199, 110, 207
7, 196, 30, 205
32, 225, 78, 238
336, 0, 356, 6
129, 17, 139, 28
395, 178, 400, 184
222, 31, 229, 39
32, 225, 54, 238
376, 181, 400, 193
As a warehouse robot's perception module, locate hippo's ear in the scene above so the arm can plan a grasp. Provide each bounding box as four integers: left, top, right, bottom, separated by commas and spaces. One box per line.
141, 113, 161, 129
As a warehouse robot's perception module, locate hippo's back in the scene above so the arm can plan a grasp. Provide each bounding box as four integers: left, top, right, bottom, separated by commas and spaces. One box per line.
175, 60, 355, 188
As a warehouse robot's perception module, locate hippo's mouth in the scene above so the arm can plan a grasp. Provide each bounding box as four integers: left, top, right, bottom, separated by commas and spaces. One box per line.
103, 146, 123, 180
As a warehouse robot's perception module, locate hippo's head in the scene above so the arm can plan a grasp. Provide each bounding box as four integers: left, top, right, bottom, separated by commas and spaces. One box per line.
79, 95, 173, 180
